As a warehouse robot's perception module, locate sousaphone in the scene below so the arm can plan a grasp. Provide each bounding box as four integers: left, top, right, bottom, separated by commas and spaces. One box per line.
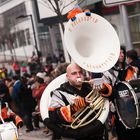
64, 12, 120, 72
40, 11, 120, 138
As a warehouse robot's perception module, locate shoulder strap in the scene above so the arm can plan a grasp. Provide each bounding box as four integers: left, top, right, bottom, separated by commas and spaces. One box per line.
103, 69, 119, 86
51, 90, 69, 106
58, 91, 69, 106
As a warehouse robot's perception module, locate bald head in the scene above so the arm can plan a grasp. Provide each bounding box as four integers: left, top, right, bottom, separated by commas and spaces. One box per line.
66, 63, 84, 89
66, 63, 81, 75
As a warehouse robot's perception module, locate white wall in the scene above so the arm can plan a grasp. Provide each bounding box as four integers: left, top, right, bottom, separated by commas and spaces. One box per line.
0, 0, 39, 60
0, 0, 25, 13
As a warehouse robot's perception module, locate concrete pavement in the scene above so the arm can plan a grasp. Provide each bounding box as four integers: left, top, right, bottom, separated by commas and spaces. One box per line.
18, 125, 49, 140
18, 124, 118, 140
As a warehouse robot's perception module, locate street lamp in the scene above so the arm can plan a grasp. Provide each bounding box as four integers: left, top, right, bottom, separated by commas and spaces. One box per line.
16, 14, 40, 58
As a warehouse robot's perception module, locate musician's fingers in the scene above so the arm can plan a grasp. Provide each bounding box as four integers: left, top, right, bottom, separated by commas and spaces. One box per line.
74, 96, 82, 104
93, 84, 102, 90
85, 96, 92, 103
88, 79, 94, 87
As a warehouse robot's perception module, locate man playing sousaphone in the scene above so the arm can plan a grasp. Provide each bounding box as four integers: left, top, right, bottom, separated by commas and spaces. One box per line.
40, 6, 121, 140
46, 63, 111, 140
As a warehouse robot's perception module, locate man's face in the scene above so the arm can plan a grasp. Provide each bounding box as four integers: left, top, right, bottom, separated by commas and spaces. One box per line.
66, 64, 84, 89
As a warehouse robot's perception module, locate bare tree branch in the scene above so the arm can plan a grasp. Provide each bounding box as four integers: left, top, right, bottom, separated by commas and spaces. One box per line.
59, 0, 66, 11
39, 0, 55, 12
48, 0, 58, 13
41, 0, 56, 12
40, 0, 77, 15
61, 0, 76, 13
38, 0, 77, 32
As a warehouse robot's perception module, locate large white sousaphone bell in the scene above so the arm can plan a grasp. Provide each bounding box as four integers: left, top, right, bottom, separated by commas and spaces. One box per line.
64, 12, 120, 72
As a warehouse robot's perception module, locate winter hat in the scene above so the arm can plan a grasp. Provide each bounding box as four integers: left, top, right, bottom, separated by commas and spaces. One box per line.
36, 72, 46, 83
36, 72, 46, 80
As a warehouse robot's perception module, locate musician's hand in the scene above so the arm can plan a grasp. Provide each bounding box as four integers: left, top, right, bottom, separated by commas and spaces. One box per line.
88, 78, 104, 90
99, 83, 112, 97
88, 79, 94, 87
71, 96, 87, 114
85, 96, 92, 104
92, 78, 103, 90
73, 96, 81, 104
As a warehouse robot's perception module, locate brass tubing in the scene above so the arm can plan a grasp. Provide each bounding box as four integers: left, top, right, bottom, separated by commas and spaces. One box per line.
71, 91, 105, 129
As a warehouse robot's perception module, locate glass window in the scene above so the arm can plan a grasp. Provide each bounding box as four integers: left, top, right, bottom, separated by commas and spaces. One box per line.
129, 16, 140, 43
3, 3, 26, 26
11, 32, 18, 49
17, 30, 26, 47
127, 2, 140, 16
0, 0, 11, 4
127, 2, 140, 54
25, 29, 31, 45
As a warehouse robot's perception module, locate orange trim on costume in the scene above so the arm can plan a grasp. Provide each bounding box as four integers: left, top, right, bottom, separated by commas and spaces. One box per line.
60, 105, 73, 123
111, 114, 116, 125
13, 135, 18, 140
15, 115, 23, 126
67, 8, 83, 19
48, 107, 56, 111
73, 105, 78, 112
100, 83, 112, 97
1, 107, 10, 119
78, 97, 86, 108
125, 68, 135, 81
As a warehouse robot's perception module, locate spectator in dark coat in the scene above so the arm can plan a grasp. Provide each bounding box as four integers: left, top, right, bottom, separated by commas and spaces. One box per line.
20, 75, 37, 132
11, 75, 23, 116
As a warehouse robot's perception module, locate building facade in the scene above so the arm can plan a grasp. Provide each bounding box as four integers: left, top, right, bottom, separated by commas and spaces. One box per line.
0, 0, 140, 63
0, 0, 37, 61
0, 0, 62, 63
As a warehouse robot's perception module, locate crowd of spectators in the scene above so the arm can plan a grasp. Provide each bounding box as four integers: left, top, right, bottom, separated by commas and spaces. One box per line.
0, 48, 140, 140
0, 51, 68, 134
